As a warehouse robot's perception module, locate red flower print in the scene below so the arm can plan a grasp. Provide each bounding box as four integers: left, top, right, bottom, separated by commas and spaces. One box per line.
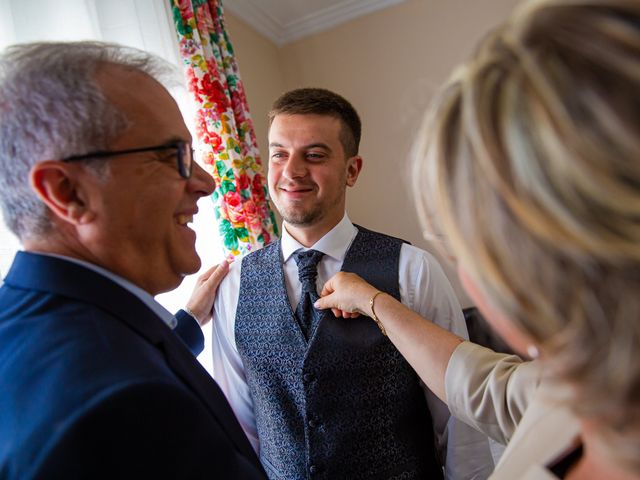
180, 38, 198, 57
252, 174, 266, 202
243, 200, 262, 232
201, 151, 216, 167
195, 7, 214, 33
237, 173, 250, 191
223, 191, 245, 224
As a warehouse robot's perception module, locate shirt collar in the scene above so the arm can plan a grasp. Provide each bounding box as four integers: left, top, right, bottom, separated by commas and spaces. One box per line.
36, 252, 177, 328
281, 214, 358, 263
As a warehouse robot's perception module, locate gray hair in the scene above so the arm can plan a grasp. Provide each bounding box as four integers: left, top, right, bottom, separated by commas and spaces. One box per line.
413, 0, 640, 472
0, 41, 176, 240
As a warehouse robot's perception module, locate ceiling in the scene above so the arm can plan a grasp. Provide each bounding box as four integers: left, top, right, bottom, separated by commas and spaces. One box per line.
223, 0, 407, 46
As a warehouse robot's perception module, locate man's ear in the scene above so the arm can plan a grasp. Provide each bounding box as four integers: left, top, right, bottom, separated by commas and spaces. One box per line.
346, 155, 363, 187
29, 161, 96, 225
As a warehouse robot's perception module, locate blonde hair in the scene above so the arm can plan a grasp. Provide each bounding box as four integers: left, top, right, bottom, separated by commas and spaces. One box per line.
413, 0, 640, 471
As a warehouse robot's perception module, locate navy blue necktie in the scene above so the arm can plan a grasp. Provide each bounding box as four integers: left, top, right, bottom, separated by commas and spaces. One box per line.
293, 249, 325, 340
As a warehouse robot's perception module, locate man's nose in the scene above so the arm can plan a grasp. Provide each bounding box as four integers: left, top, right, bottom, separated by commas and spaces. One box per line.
282, 153, 307, 180
189, 161, 215, 196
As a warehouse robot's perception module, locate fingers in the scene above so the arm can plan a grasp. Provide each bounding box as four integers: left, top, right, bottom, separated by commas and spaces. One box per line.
313, 294, 331, 311
319, 279, 335, 297
185, 258, 232, 327
198, 258, 230, 284
329, 308, 361, 318
318, 271, 355, 297
317, 271, 372, 315
198, 263, 219, 280
314, 291, 361, 319
204, 258, 230, 287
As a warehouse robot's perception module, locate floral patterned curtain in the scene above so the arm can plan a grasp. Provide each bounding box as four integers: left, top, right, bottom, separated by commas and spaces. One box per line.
170, 0, 278, 257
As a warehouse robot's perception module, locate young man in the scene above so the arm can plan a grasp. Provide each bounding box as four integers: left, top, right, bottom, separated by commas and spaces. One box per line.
212, 88, 494, 479
0, 41, 264, 479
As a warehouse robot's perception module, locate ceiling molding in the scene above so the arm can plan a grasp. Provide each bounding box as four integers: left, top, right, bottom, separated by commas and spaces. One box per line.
223, 0, 407, 47
223, 0, 283, 45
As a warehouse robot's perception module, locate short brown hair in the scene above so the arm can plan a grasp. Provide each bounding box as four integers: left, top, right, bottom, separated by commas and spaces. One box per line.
268, 87, 361, 157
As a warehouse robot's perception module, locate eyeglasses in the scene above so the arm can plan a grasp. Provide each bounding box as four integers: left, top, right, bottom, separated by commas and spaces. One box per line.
61, 141, 193, 179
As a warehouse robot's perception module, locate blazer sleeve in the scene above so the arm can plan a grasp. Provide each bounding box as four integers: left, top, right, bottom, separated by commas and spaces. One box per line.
444, 341, 542, 445
174, 309, 205, 356
30, 381, 265, 480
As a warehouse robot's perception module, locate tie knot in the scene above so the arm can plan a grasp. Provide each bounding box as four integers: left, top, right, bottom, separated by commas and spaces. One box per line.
293, 249, 325, 290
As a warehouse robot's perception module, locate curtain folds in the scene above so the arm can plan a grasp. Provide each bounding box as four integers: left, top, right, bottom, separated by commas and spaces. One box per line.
170, 0, 278, 257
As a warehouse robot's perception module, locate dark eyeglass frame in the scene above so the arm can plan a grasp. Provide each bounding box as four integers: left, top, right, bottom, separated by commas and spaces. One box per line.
61, 141, 193, 179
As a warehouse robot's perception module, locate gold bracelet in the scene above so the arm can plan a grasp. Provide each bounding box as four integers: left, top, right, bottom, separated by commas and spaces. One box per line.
369, 290, 387, 336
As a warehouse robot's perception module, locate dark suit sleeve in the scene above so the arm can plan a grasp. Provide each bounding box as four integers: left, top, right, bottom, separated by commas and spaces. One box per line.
31, 382, 264, 480
174, 309, 205, 356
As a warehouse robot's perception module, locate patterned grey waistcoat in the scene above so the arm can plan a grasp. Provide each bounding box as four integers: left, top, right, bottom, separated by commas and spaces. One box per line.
236, 226, 442, 480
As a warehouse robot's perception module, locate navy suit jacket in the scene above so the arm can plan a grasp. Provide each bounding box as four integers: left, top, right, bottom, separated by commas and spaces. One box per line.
0, 252, 265, 479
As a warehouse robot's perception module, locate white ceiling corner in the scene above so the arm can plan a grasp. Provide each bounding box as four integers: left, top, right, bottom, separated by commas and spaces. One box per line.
223, 0, 407, 47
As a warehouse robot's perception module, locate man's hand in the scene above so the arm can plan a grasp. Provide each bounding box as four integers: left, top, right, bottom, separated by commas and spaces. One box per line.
185, 259, 231, 326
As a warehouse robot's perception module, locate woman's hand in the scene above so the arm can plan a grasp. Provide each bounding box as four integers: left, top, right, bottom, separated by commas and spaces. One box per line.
315, 271, 379, 318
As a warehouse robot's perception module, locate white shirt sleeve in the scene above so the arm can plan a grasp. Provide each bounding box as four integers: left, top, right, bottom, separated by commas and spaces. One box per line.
399, 244, 494, 479
211, 260, 260, 453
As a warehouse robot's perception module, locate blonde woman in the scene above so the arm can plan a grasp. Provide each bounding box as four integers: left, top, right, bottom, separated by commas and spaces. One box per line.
315, 1, 640, 479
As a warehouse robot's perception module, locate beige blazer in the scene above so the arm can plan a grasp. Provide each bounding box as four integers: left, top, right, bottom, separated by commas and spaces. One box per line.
445, 342, 581, 480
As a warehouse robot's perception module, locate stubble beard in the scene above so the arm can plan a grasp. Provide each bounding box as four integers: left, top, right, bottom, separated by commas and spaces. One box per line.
272, 175, 347, 228
278, 203, 324, 226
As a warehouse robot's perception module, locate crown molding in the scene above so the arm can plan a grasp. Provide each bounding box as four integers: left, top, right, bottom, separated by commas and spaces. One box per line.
224, 0, 406, 47
223, 0, 283, 45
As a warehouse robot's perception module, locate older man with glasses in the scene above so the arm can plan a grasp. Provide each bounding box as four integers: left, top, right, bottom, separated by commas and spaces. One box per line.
0, 41, 265, 479
62, 141, 195, 179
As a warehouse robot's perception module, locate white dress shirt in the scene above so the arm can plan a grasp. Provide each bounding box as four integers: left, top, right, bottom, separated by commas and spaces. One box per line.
212, 214, 494, 479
